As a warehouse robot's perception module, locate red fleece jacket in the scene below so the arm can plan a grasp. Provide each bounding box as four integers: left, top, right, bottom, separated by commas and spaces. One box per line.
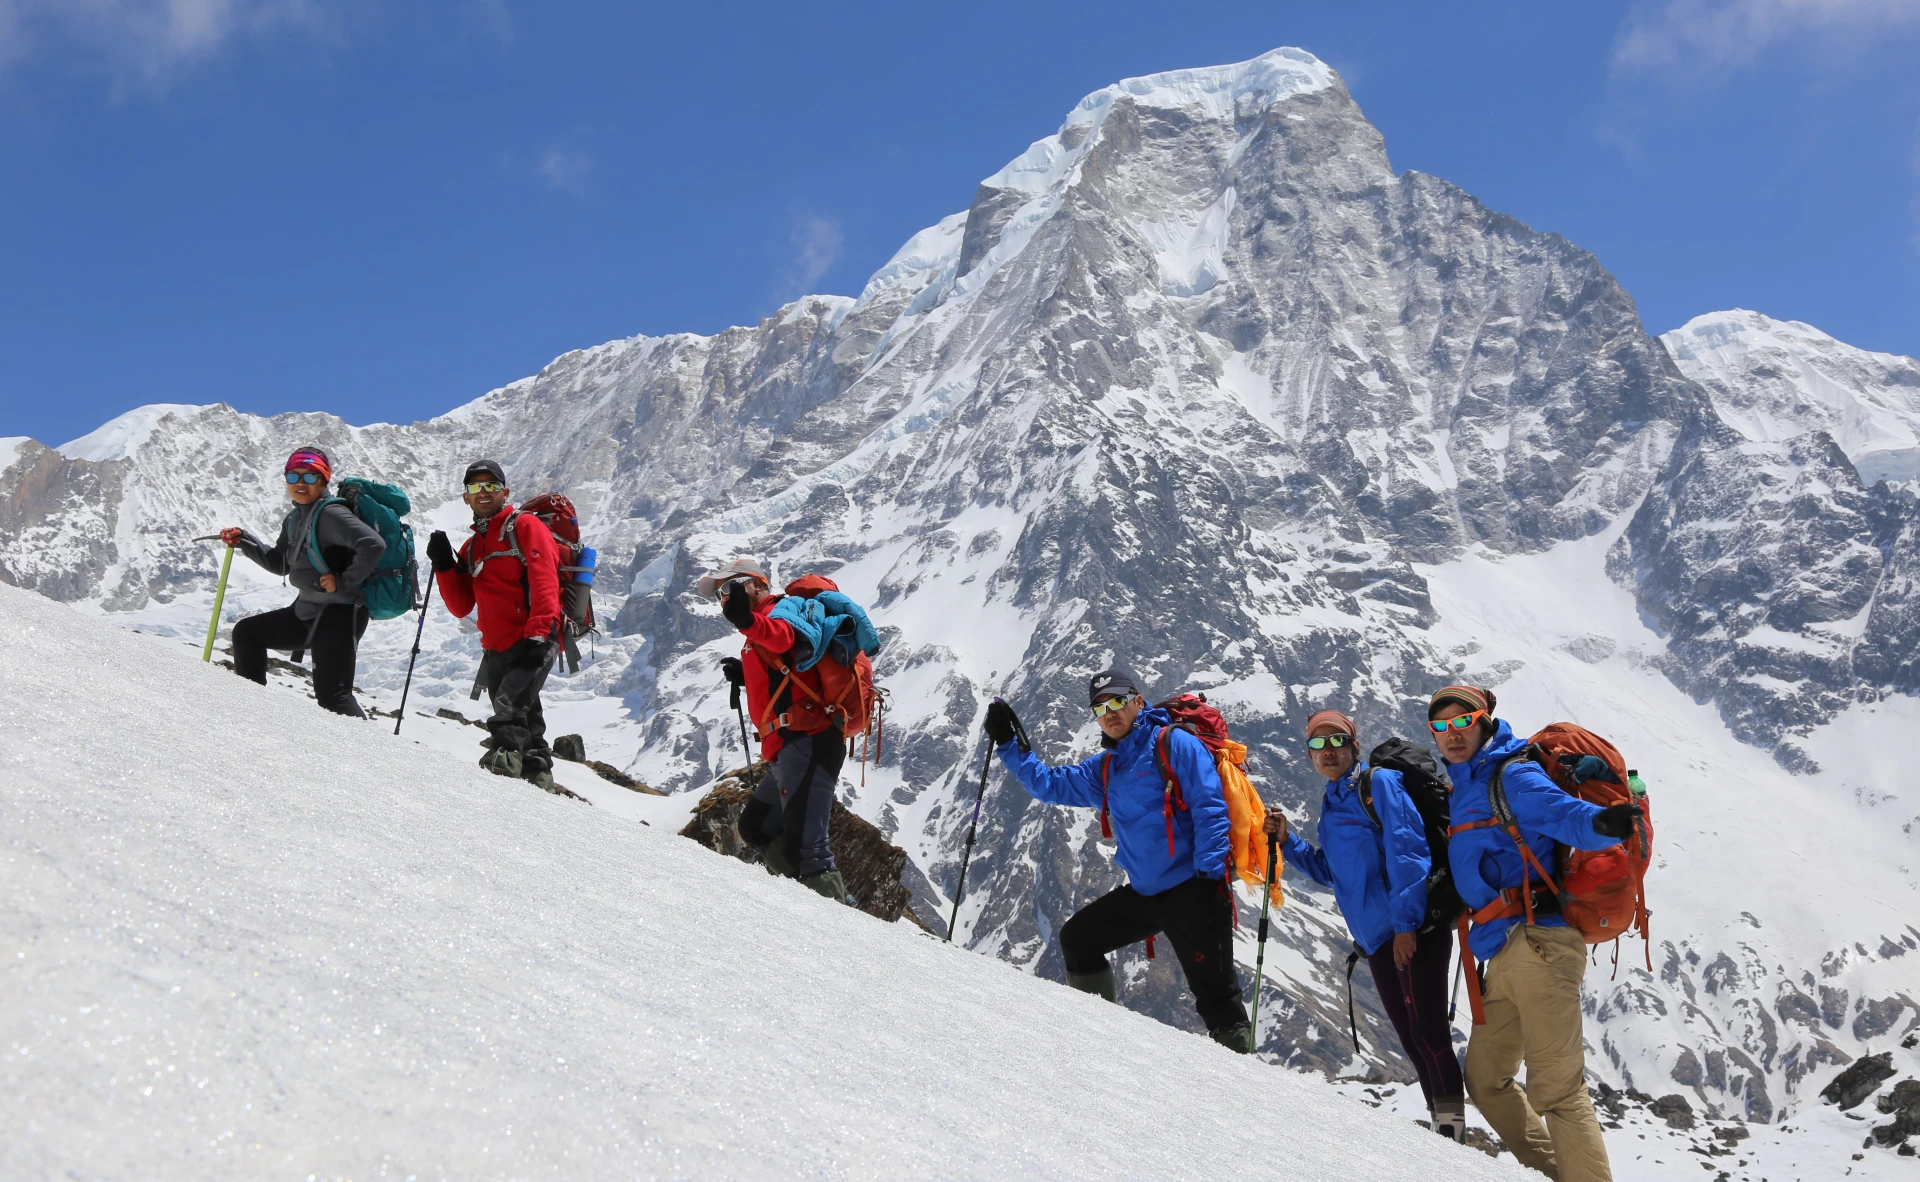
436, 505, 562, 651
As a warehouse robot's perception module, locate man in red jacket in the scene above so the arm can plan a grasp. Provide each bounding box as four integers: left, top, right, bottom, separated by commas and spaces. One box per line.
700, 557, 847, 902
426, 460, 564, 793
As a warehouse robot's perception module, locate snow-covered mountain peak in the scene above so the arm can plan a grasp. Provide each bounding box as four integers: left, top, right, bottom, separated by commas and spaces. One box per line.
1663, 309, 1920, 485
56, 402, 206, 461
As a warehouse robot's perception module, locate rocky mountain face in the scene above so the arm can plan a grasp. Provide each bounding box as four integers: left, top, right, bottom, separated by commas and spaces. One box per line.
3, 49, 1916, 1139
1625, 312, 1920, 766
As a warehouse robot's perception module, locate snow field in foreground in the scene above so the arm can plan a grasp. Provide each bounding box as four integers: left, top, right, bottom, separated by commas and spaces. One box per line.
0, 583, 1525, 1180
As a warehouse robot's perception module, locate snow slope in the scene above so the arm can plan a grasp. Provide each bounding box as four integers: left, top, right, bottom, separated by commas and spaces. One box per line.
0, 581, 1522, 1180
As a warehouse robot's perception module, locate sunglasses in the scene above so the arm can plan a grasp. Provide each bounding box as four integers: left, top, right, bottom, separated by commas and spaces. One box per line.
464, 480, 506, 495
713, 575, 756, 601
1306, 733, 1353, 750
1091, 696, 1133, 718
1429, 710, 1489, 734
284, 471, 324, 485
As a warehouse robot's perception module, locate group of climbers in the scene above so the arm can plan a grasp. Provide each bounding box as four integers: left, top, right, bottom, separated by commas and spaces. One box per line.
979, 673, 1643, 1182
220, 449, 570, 794
216, 450, 1646, 1180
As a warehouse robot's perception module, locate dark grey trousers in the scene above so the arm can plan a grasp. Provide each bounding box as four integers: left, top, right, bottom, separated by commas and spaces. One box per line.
741, 728, 844, 878
474, 646, 555, 773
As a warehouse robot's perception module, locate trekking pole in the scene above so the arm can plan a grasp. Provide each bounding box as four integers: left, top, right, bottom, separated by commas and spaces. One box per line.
729, 671, 759, 791
392, 576, 435, 736
1247, 832, 1279, 1049
200, 540, 235, 662
1448, 949, 1464, 1022
947, 733, 995, 944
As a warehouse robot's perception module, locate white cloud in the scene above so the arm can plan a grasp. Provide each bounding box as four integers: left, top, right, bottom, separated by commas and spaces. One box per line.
0, 0, 510, 88
785, 215, 844, 296
538, 145, 591, 195
1613, 0, 1920, 80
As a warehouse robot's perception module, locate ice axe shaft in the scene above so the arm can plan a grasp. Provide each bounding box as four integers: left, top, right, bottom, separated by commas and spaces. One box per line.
201, 543, 235, 662
392, 575, 436, 735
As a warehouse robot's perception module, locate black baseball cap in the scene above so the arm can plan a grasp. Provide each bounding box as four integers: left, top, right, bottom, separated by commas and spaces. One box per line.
463, 459, 507, 486
1087, 666, 1144, 706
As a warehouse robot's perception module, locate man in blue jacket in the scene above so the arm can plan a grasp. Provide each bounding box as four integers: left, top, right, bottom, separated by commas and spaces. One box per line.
983, 667, 1249, 1052
1433, 685, 1639, 1182
1265, 708, 1465, 1141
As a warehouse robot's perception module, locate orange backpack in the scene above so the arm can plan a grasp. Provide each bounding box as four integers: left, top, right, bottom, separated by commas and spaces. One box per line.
1472, 723, 1653, 955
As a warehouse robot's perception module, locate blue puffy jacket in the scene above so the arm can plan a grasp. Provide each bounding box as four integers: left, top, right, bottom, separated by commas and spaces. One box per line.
1446, 720, 1619, 961
1283, 762, 1431, 956
997, 707, 1229, 897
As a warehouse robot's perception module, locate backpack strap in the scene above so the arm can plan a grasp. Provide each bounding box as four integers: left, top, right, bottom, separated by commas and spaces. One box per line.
465, 510, 526, 579
296, 497, 349, 575
1485, 754, 1567, 926
1356, 767, 1381, 829
1153, 726, 1189, 858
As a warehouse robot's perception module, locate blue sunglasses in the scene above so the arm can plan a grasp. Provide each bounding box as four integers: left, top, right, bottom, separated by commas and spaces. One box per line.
284, 471, 324, 485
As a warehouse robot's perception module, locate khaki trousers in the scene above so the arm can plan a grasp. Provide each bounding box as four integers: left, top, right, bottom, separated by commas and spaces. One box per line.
1464, 924, 1613, 1182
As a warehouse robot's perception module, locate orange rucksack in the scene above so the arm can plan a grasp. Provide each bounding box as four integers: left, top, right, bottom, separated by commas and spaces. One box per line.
1485, 723, 1653, 958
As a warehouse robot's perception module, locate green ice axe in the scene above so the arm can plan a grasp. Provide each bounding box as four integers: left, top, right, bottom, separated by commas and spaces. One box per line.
198, 535, 234, 662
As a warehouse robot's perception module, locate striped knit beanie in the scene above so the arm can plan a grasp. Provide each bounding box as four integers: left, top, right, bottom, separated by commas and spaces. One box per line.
1428, 684, 1496, 719
285, 446, 332, 483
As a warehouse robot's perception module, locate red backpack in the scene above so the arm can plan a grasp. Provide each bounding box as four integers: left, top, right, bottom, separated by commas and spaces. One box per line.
748, 574, 885, 780
501, 493, 597, 672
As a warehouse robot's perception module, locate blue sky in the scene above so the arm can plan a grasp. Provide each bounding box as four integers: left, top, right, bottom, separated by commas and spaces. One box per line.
2, 0, 1917, 448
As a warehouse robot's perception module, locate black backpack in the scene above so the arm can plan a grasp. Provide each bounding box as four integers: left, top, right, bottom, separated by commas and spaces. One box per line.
1356, 736, 1465, 933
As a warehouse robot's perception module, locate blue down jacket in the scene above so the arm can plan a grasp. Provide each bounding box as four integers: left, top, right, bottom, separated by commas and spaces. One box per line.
997, 707, 1229, 897
769, 590, 881, 671
1284, 762, 1430, 956
1446, 720, 1619, 961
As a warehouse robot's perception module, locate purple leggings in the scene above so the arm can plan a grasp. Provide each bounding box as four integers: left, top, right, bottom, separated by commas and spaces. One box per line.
1368, 924, 1465, 1107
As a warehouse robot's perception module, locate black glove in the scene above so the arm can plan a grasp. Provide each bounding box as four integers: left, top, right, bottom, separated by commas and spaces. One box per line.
721, 656, 745, 710
426, 530, 457, 573
1592, 803, 1642, 841
721, 581, 755, 630
506, 636, 555, 670
984, 700, 1022, 748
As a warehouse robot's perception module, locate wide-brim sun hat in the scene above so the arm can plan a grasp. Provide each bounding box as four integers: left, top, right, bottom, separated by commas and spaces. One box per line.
695, 557, 771, 599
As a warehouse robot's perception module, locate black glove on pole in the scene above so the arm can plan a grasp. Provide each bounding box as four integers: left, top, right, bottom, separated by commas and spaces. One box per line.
984, 700, 1024, 748
393, 574, 436, 736
1592, 803, 1643, 840
723, 657, 758, 789
425, 530, 457, 573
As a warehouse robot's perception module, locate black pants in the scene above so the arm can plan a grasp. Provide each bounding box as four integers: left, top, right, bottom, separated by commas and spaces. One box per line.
231, 603, 369, 717
1060, 877, 1246, 1033
739, 728, 844, 878
1367, 924, 1465, 1107
475, 647, 555, 773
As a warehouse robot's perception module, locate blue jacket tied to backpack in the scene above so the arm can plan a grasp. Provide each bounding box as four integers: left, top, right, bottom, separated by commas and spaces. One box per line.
768, 590, 881, 670
1446, 720, 1619, 961
1283, 762, 1431, 957
996, 707, 1229, 897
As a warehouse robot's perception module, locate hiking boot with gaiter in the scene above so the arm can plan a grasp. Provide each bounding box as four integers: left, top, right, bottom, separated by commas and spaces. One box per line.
800, 869, 850, 904
1066, 967, 1118, 1003
1209, 1022, 1253, 1054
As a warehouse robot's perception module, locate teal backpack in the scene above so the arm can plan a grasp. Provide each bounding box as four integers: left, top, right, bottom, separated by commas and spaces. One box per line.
296, 478, 419, 621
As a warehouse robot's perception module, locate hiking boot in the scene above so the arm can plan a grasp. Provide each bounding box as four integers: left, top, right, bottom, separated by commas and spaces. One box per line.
761, 838, 799, 879
799, 869, 849, 903
1065, 967, 1117, 1003
479, 748, 523, 778
525, 767, 560, 794
1209, 1022, 1253, 1054
1432, 1097, 1467, 1143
